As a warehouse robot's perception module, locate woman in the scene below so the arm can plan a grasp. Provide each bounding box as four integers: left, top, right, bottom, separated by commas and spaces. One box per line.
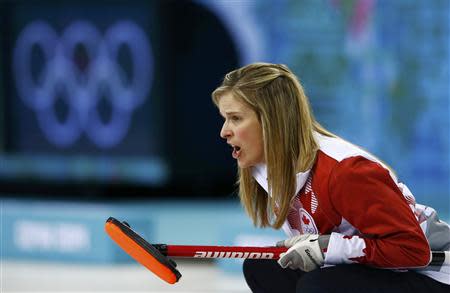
212, 63, 449, 292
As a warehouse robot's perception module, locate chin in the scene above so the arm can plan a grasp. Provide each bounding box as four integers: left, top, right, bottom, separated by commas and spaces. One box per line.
237, 160, 255, 169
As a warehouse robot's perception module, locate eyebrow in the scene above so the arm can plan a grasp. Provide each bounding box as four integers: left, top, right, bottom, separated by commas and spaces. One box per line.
224, 111, 241, 115
219, 110, 241, 117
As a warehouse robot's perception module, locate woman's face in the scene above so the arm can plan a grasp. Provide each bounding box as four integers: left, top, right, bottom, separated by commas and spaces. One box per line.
218, 93, 265, 168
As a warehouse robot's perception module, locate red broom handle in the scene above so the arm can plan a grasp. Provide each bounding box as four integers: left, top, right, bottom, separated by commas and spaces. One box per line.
163, 245, 450, 266
165, 245, 287, 259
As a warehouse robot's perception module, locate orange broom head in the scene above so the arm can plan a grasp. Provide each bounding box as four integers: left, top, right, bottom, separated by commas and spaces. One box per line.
105, 217, 181, 284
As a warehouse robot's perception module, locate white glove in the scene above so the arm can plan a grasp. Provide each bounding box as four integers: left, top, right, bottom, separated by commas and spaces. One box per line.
277, 234, 325, 272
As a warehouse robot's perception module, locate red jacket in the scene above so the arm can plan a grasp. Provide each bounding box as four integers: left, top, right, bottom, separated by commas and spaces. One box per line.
292, 150, 430, 268
253, 133, 435, 272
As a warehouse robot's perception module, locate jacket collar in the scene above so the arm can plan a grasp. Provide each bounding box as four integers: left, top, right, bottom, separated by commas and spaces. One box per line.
252, 163, 310, 197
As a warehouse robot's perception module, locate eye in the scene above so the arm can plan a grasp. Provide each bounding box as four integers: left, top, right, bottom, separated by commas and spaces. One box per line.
230, 115, 241, 122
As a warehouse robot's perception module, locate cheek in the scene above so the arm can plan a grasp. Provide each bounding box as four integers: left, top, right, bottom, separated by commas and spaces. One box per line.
237, 126, 264, 152
235, 127, 256, 144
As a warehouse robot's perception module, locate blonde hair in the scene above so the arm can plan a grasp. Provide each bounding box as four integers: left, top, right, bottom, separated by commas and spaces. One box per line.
212, 63, 334, 229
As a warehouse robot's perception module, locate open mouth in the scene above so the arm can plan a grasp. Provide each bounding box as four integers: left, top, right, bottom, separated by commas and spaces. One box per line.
232, 146, 241, 159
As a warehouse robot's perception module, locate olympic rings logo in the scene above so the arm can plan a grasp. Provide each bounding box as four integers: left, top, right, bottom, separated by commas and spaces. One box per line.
13, 20, 153, 148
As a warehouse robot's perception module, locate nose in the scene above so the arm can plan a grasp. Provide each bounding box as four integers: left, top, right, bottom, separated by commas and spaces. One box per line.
220, 121, 232, 139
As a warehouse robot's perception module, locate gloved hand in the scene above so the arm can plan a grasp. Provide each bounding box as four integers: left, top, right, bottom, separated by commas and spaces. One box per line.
277, 234, 329, 272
